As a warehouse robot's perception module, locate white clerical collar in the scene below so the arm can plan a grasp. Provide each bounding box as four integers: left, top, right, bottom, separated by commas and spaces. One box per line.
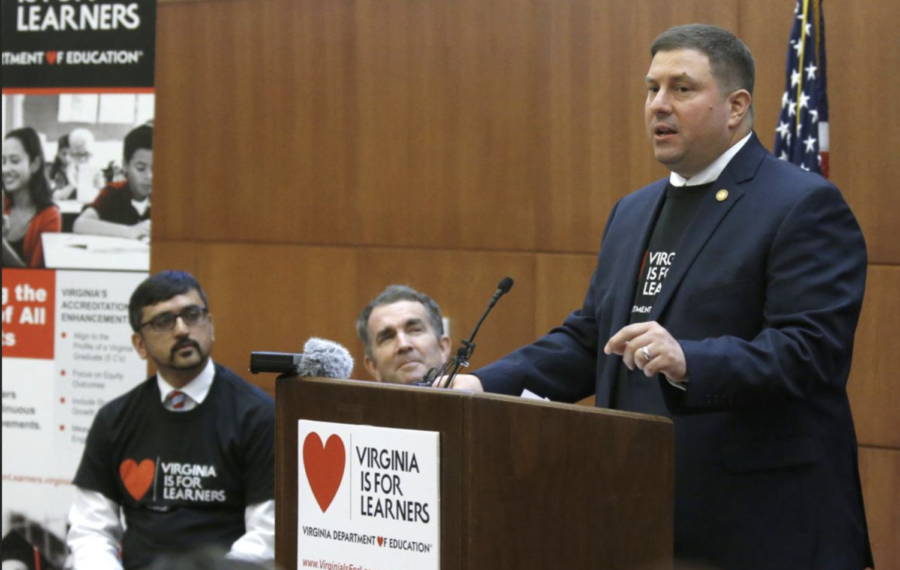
157, 358, 215, 405
669, 133, 752, 187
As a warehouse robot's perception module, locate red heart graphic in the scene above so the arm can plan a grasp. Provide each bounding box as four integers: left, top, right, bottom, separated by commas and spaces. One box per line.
303, 433, 346, 513
46, 51, 58, 65
378, 536, 384, 547
120, 459, 155, 502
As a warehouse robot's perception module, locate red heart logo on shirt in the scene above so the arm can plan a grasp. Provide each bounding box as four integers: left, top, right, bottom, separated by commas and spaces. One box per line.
303, 433, 346, 513
120, 459, 155, 502
46, 51, 58, 65
378, 536, 385, 547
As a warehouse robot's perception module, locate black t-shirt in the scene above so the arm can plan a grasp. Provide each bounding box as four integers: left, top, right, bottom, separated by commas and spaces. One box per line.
73, 364, 275, 570
613, 182, 712, 416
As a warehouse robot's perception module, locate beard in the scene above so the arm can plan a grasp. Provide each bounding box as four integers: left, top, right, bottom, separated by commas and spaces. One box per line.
167, 339, 207, 370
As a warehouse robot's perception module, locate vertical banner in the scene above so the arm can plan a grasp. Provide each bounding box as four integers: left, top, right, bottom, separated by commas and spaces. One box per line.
2, 2, 157, 567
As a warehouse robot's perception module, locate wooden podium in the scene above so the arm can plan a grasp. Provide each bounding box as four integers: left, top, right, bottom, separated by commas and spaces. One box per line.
276, 376, 674, 570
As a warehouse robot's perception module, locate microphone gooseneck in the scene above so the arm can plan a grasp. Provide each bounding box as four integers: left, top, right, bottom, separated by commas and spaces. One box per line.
436, 277, 514, 389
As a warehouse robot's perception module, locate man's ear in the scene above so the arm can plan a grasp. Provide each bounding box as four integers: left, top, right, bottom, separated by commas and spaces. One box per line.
728, 89, 752, 128
132, 333, 149, 360
363, 355, 382, 382
440, 336, 451, 360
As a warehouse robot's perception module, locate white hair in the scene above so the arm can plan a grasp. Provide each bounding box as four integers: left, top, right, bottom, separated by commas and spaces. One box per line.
68, 127, 95, 151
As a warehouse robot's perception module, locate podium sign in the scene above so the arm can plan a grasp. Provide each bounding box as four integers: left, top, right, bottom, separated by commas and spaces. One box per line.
297, 420, 441, 570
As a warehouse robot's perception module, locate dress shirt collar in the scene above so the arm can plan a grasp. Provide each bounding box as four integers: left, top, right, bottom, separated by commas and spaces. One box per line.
132, 197, 150, 216
669, 133, 752, 187
157, 358, 216, 406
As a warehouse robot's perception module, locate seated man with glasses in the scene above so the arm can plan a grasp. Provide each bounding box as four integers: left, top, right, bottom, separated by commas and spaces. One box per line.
67, 271, 275, 570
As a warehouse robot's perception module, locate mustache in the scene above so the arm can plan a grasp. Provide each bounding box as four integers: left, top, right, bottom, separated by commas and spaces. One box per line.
171, 339, 201, 358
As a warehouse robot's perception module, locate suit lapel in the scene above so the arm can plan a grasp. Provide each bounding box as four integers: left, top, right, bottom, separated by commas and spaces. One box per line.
647, 134, 767, 323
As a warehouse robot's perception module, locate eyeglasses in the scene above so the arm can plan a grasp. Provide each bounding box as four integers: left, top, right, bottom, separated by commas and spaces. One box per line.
139, 305, 209, 332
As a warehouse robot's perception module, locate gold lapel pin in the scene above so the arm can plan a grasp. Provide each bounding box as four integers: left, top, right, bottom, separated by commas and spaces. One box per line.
716, 189, 729, 202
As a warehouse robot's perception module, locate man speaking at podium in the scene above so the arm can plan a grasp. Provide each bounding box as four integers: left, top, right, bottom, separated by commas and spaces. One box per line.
449, 25, 873, 570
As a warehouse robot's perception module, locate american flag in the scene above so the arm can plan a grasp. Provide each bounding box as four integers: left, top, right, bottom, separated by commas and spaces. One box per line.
774, 0, 830, 177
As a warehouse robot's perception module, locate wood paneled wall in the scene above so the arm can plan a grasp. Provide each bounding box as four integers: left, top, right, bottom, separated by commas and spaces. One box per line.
153, 0, 898, 566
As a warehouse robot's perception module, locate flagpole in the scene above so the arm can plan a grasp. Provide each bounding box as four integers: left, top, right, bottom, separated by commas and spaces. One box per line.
795, 0, 811, 131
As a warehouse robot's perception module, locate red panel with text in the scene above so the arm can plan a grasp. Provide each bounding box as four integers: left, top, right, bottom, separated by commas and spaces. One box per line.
2, 269, 56, 360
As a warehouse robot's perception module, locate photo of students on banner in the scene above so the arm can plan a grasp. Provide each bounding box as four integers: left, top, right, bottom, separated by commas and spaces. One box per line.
2, 127, 61, 269
2, 93, 153, 271
72, 124, 152, 242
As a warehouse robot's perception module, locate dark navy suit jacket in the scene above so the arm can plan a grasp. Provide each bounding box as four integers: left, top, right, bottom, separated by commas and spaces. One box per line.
476, 134, 874, 570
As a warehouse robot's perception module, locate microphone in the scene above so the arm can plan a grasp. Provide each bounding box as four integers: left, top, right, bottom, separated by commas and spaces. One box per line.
414, 277, 514, 388
296, 337, 354, 379
491, 276, 514, 305
249, 338, 354, 379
